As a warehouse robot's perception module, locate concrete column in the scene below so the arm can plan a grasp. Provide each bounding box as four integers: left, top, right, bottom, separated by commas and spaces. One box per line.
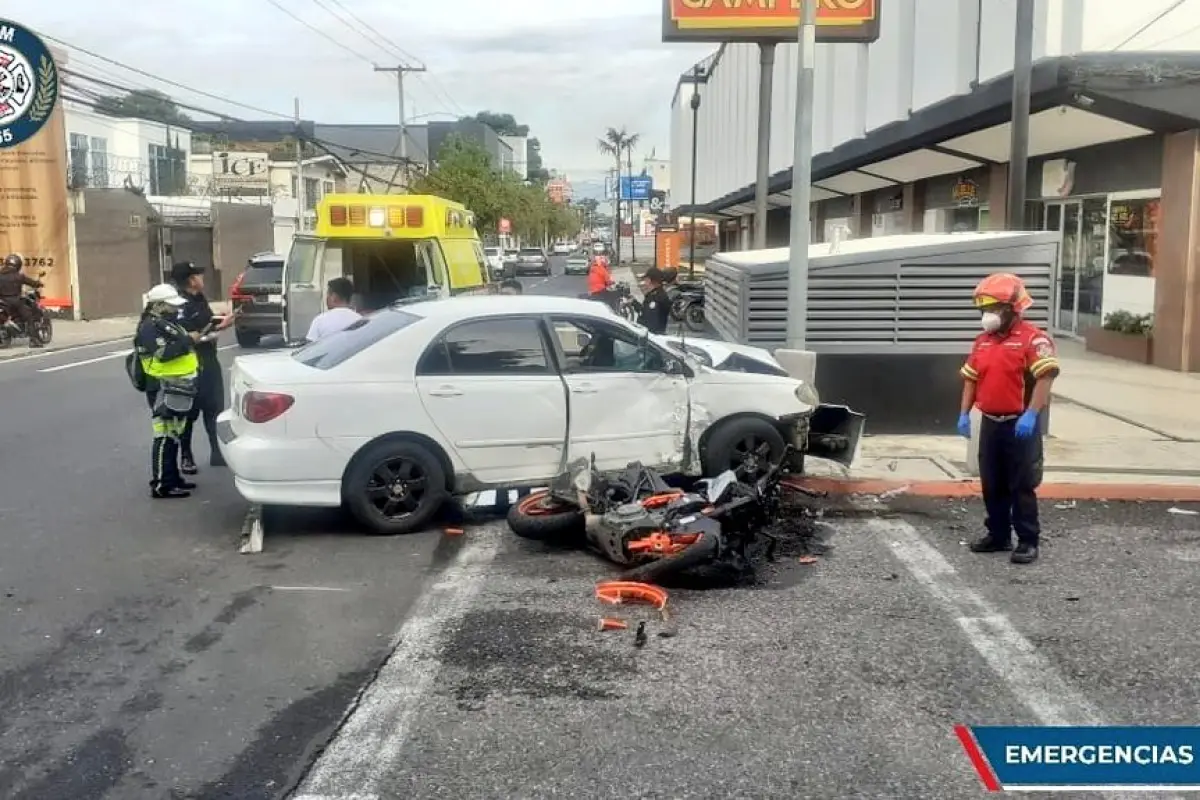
902, 182, 925, 233
856, 192, 874, 237
1153, 129, 1200, 372
986, 162, 1008, 230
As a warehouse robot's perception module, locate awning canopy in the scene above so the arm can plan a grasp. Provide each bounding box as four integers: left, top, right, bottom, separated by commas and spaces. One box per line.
676, 52, 1200, 218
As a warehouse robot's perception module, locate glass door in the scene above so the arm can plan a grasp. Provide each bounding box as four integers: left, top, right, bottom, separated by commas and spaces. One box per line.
1043, 199, 1108, 335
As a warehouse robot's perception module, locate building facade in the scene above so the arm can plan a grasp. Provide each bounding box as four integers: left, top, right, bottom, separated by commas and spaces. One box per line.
500, 134, 529, 179
63, 101, 193, 195
670, 0, 1200, 371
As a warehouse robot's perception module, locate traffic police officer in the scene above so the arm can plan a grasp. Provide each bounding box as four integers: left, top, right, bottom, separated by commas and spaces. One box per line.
171, 261, 235, 473
958, 273, 1060, 564
135, 284, 201, 499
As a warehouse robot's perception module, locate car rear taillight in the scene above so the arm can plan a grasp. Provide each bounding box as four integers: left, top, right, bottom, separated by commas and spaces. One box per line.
242, 391, 294, 423
230, 271, 249, 301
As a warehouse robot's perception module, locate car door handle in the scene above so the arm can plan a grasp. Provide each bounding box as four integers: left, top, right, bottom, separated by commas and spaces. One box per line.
571, 383, 598, 394
427, 386, 463, 397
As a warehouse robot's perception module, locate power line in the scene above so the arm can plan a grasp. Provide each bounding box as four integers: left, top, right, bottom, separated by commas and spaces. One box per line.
40, 33, 294, 120
1112, 0, 1192, 49
260, 0, 374, 65
1138, 18, 1200, 49
317, 0, 424, 66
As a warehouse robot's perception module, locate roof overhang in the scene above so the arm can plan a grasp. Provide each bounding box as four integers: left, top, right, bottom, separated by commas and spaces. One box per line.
697, 52, 1200, 216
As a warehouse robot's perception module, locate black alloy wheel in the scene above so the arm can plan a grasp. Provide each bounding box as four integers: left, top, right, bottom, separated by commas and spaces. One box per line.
365, 456, 428, 520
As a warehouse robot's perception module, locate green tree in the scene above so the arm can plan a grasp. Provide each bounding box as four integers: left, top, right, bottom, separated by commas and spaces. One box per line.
463, 111, 529, 137
597, 127, 640, 261
94, 89, 192, 126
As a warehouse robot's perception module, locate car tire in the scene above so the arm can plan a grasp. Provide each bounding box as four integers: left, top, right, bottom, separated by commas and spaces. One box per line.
506, 490, 585, 543
235, 328, 262, 348
702, 417, 787, 478
344, 439, 449, 535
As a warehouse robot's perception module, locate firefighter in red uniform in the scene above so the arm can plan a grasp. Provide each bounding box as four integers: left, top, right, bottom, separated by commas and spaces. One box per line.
958, 273, 1060, 564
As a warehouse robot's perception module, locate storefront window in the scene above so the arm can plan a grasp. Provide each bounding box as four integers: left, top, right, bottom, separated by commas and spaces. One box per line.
1107, 198, 1159, 277
950, 207, 980, 232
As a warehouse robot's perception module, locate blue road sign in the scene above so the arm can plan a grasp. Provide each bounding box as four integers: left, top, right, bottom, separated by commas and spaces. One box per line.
619, 175, 653, 201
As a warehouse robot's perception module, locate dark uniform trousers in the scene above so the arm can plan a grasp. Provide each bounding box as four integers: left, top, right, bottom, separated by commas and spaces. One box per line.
181, 351, 224, 461
145, 385, 191, 491
978, 413, 1044, 547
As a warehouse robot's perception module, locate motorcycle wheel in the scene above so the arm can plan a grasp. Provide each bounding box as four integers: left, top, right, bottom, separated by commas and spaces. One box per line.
34, 317, 53, 345
669, 297, 688, 321
619, 531, 721, 583
506, 491, 585, 544
683, 303, 706, 332
0, 328, 11, 349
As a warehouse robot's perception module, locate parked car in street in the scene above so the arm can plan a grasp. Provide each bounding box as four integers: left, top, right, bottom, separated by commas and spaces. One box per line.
217, 295, 864, 534
563, 253, 590, 275
483, 246, 506, 278
229, 252, 286, 348
515, 247, 551, 276
551, 241, 573, 255
503, 249, 519, 270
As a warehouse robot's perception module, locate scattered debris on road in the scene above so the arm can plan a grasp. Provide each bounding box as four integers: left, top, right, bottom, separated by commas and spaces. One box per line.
597, 617, 628, 632
1167, 506, 1198, 516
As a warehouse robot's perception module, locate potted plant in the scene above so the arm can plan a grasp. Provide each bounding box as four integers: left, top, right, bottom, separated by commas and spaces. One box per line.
1084, 310, 1154, 363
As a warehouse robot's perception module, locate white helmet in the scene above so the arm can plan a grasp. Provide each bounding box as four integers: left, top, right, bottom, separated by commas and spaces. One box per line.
143, 283, 187, 307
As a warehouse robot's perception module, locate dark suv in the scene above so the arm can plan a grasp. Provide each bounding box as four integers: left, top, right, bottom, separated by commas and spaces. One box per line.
230, 252, 285, 348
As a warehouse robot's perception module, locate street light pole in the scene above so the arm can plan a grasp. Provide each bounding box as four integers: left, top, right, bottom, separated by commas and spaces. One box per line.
784, 0, 817, 350
1006, 0, 1035, 230
688, 65, 704, 280
375, 63, 426, 191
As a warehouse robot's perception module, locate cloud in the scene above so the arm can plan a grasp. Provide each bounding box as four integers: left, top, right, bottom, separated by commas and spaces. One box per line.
8, 0, 713, 176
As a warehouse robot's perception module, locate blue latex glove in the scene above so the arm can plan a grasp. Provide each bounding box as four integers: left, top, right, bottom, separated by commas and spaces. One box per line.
1015, 409, 1039, 439
956, 411, 972, 438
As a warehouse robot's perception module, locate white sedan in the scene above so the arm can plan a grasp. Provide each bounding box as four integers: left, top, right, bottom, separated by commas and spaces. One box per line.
217, 295, 862, 535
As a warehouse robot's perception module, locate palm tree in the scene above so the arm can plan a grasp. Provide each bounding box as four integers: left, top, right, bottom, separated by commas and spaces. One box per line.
597, 127, 639, 264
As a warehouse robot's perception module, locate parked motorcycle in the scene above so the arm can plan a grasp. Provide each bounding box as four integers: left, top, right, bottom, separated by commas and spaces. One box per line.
667, 283, 706, 333
613, 281, 642, 323
0, 271, 53, 349
506, 445, 806, 584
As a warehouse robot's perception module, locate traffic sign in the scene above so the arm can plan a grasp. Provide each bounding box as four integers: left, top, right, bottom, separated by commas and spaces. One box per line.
619, 175, 653, 201
498, 218, 511, 233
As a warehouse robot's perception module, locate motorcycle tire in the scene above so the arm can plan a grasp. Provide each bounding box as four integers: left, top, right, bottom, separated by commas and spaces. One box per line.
619, 530, 721, 583
506, 490, 586, 544
669, 297, 688, 321
33, 317, 52, 346
683, 302, 706, 332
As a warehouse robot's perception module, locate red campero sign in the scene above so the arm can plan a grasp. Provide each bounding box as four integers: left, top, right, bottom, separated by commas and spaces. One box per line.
663, 0, 880, 43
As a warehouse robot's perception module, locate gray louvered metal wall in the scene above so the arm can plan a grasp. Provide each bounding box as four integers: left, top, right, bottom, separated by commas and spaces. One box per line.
704, 233, 1059, 355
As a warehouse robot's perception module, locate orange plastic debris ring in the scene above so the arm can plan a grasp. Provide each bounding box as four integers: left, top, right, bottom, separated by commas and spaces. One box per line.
640, 491, 683, 509
595, 581, 668, 610
626, 532, 699, 555
597, 617, 628, 632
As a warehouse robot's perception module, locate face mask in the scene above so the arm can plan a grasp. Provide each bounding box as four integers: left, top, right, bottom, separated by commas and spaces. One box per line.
981, 311, 1003, 332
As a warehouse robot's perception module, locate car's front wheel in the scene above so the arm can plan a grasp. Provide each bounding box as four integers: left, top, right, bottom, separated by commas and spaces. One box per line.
702, 417, 787, 478
344, 439, 448, 535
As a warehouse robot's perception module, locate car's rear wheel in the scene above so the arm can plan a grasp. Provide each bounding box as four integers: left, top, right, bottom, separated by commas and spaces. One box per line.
235, 328, 262, 348
702, 417, 787, 478
344, 440, 448, 535
506, 490, 585, 543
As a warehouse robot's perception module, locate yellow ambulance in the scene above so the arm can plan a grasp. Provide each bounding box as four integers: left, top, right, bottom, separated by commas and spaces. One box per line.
282, 193, 489, 340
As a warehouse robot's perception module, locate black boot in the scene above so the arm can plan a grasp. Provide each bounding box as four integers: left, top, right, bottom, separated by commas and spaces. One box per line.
209, 437, 227, 467
969, 534, 1012, 553
1011, 543, 1039, 564
152, 486, 191, 499
179, 418, 199, 474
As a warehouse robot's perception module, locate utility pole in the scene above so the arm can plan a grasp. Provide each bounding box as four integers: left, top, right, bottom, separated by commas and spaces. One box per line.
294, 97, 304, 233
1006, 0, 1035, 230
784, 0, 817, 350
688, 64, 705, 280
375, 63, 426, 190
753, 43, 776, 250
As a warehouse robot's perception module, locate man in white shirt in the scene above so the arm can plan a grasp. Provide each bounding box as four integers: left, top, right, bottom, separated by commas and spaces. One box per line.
305, 277, 362, 341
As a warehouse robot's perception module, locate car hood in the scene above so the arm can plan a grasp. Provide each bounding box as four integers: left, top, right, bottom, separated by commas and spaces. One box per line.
652, 334, 786, 374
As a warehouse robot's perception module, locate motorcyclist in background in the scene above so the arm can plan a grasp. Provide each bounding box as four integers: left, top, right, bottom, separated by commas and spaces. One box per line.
0, 254, 45, 347
586, 254, 617, 310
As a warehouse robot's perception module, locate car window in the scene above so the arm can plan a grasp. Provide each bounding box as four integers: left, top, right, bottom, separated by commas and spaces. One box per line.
285, 239, 319, 284
550, 316, 674, 374
293, 308, 422, 369
242, 261, 284, 286
519, 248, 542, 255
418, 317, 551, 376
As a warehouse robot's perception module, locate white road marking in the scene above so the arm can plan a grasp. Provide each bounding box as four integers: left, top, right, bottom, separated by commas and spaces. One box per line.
869, 517, 1104, 727
0, 337, 128, 366
293, 530, 501, 799
36, 342, 237, 373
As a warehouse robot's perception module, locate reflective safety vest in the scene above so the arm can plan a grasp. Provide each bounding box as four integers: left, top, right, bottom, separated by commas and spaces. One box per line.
140, 319, 200, 379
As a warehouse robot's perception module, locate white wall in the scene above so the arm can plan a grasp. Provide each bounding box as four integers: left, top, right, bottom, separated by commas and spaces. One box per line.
669, 0, 1200, 207
63, 102, 192, 190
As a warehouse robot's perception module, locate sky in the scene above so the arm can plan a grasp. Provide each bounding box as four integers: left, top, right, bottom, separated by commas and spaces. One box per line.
7, 0, 715, 185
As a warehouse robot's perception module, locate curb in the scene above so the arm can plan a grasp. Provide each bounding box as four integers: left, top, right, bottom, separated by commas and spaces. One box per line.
784, 476, 1200, 503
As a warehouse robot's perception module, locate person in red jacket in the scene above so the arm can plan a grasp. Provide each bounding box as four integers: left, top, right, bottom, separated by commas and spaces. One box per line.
586, 255, 616, 309
958, 273, 1060, 565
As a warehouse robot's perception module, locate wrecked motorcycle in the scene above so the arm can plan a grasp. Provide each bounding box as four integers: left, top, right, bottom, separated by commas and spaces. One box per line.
507, 445, 808, 583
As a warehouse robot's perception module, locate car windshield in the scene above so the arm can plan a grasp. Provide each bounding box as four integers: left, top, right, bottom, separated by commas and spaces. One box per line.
292, 308, 422, 369
485, 247, 501, 255
519, 248, 542, 255
242, 261, 284, 286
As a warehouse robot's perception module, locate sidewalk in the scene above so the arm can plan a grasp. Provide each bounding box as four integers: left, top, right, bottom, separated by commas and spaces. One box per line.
797, 343, 1200, 502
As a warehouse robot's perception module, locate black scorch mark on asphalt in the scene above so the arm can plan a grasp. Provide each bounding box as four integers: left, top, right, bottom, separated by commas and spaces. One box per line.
11, 727, 132, 800
194, 666, 378, 800
183, 587, 264, 654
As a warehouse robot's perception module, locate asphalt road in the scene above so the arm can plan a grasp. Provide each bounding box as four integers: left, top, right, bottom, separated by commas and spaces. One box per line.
4, 258, 1199, 799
